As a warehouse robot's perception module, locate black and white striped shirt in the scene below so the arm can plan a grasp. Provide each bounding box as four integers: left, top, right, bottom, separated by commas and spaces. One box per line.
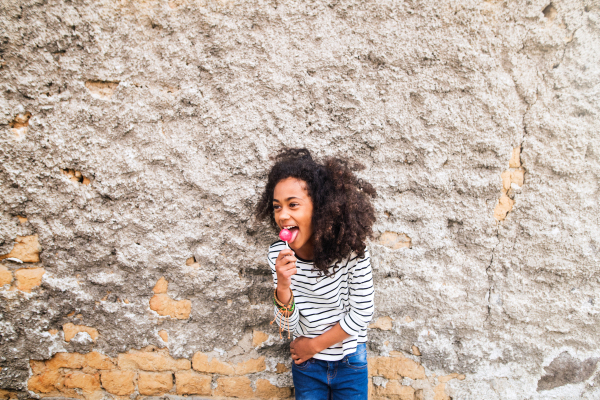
269, 240, 375, 361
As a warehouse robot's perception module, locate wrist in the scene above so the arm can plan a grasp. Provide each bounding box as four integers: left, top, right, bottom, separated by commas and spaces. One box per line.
309, 336, 325, 354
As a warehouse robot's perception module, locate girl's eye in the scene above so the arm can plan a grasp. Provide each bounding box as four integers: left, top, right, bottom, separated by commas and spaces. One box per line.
289, 202, 299, 207
273, 204, 281, 210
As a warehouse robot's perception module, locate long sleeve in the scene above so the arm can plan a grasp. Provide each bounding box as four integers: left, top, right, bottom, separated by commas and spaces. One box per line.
268, 251, 300, 335
339, 250, 375, 337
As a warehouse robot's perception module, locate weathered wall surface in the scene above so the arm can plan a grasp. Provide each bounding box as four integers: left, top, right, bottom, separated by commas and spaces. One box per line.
0, 0, 599, 399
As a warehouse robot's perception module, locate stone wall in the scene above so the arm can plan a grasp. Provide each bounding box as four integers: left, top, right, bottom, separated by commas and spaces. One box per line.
1, 0, 599, 399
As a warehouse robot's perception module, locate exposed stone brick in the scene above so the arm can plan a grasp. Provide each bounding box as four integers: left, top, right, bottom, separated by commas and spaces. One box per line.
252, 329, 269, 347
411, 345, 421, 356
48, 329, 59, 335
63, 323, 99, 342
192, 352, 234, 375
85, 352, 115, 370
368, 316, 393, 330
438, 373, 465, 383
16, 216, 27, 224
234, 357, 266, 375
64, 371, 101, 393
14, 267, 44, 292
28, 370, 62, 393
118, 349, 191, 371
0, 266, 13, 287
10, 112, 31, 139
372, 380, 415, 400
149, 293, 192, 319
138, 371, 173, 395
509, 146, 521, 168
369, 352, 426, 380
511, 168, 525, 187
85, 80, 119, 99
255, 379, 293, 399
100, 370, 136, 395
175, 370, 211, 395
434, 382, 450, 400
159, 329, 169, 342
0, 389, 19, 399
46, 352, 86, 370
61, 169, 90, 185
30, 360, 47, 375
0, 235, 41, 263
494, 193, 515, 221
214, 376, 253, 398
153, 277, 169, 294
379, 231, 412, 249
275, 363, 289, 373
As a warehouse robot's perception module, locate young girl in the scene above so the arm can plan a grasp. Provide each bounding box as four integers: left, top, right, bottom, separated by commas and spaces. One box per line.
256, 148, 376, 400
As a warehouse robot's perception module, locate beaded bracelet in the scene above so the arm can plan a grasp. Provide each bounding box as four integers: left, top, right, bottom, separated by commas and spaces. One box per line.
270, 288, 295, 339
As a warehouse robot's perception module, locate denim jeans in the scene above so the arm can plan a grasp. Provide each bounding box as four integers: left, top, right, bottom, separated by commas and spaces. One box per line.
291, 342, 368, 400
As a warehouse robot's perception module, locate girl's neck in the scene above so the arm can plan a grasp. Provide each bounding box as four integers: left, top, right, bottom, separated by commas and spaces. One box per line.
292, 236, 314, 261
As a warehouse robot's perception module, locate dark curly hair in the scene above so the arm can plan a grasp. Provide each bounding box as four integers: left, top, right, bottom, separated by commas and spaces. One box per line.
256, 148, 376, 275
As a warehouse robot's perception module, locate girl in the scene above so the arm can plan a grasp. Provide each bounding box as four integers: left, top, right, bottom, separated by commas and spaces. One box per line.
256, 148, 376, 400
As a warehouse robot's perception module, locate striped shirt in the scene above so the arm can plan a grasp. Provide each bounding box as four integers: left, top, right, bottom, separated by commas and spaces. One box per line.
268, 240, 375, 361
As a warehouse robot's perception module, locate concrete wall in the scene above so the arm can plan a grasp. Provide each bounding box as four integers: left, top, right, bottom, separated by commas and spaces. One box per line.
1, 0, 599, 399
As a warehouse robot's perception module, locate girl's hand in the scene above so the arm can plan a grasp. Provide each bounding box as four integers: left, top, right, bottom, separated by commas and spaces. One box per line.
290, 337, 318, 364
275, 248, 297, 290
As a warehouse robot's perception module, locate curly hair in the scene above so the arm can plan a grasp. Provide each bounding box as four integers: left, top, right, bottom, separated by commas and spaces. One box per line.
256, 148, 377, 275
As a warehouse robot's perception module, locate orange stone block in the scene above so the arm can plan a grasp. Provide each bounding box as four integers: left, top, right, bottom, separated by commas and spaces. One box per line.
252, 329, 269, 347
0, 235, 41, 263
149, 293, 191, 319
368, 316, 393, 330
159, 330, 169, 342
14, 267, 44, 292
214, 376, 253, 398
175, 371, 211, 395
255, 379, 293, 399
234, 357, 266, 375
30, 360, 47, 375
118, 350, 190, 371
63, 323, 99, 342
153, 277, 169, 294
369, 353, 426, 380
192, 352, 234, 375
372, 380, 415, 400
275, 363, 289, 373
85, 352, 115, 370
64, 371, 101, 393
46, 352, 86, 370
493, 193, 515, 221
28, 370, 61, 393
0, 266, 13, 287
101, 370, 136, 396
138, 372, 173, 395
434, 382, 450, 400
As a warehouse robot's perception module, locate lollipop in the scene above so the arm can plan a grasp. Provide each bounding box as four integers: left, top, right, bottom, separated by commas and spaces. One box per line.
279, 228, 292, 248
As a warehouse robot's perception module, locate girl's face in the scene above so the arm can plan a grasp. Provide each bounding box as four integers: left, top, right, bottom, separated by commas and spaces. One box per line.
273, 177, 314, 259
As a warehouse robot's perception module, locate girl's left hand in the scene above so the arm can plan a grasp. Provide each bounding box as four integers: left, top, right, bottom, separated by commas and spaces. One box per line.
290, 337, 318, 364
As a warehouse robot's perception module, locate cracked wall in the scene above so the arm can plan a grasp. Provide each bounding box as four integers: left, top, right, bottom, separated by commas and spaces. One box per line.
1, 0, 599, 399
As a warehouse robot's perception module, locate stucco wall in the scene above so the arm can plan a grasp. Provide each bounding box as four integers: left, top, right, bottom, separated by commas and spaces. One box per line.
1, 0, 599, 399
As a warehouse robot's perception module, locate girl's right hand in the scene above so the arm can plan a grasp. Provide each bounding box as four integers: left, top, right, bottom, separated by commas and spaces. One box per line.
275, 248, 297, 290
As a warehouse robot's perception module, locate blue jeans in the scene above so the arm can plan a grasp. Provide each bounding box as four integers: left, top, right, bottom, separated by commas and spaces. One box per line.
292, 343, 368, 400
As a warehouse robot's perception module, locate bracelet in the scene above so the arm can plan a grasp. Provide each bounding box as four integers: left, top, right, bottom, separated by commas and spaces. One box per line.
270, 288, 295, 339
273, 289, 294, 311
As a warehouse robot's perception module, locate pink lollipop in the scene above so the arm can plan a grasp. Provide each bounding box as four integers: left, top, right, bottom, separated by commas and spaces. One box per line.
279, 228, 292, 242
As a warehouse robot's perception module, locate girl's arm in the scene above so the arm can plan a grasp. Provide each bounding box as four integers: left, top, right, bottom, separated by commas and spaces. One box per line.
269, 248, 300, 335
290, 323, 349, 363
